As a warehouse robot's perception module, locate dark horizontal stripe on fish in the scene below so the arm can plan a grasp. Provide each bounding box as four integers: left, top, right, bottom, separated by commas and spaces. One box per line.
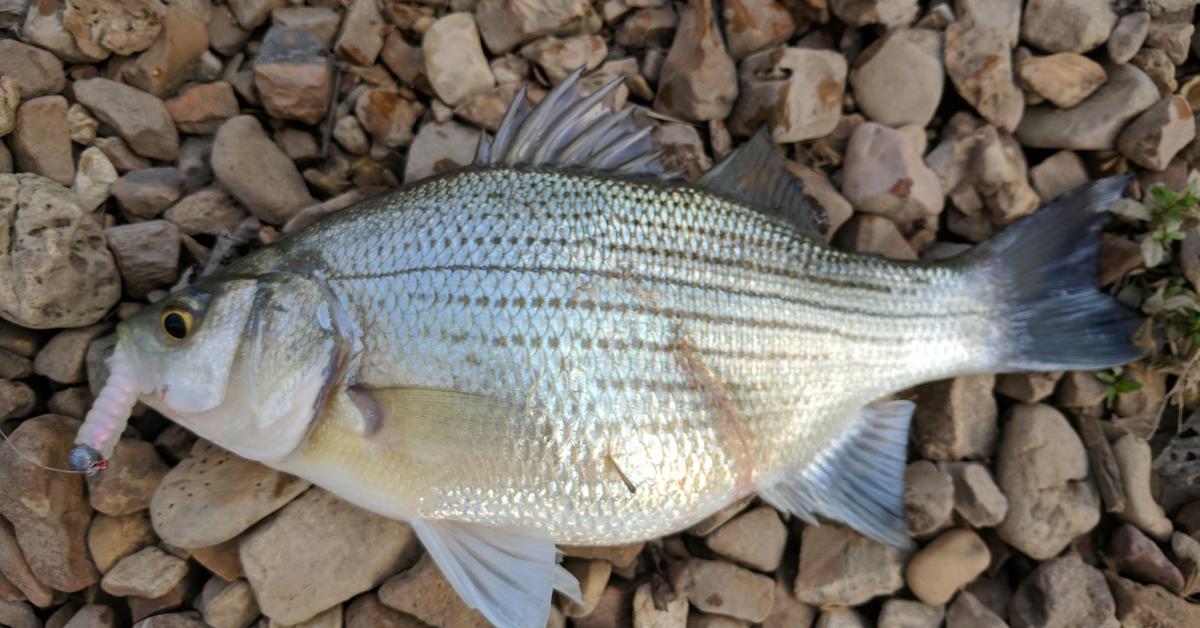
332, 264, 991, 320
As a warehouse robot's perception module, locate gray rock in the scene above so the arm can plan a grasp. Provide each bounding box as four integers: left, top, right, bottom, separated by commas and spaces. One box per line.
334, 0, 386, 66
996, 404, 1100, 560
271, 7, 341, 48
105, 220, 180, 298
212, 115, 314, 225
1016, 64, 1159, 151
112, 168, 184, 219
1108, 11, 1149, 63
944, 0, 1023, 132
851, 29, 944, 127
655, 0, 738, 123
830, 0, 918, 29
730, 46, 846, 142
73, 78, 179, 161
163, 187, 246, 236
254, 27, 333, 125
1021, 0, 1116, 53
474, 0, 600, 54
946, 591, 1006, 628
0, 174, 121, 328
877, 599, 944, 628
1009, 554, 1118, 628
403, 121, 482, 184
904, 460, 954, 537
913, 375, 997, 461
424, 13, 495, 106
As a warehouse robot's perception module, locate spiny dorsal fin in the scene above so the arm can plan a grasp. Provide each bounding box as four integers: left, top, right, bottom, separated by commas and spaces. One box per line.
697, 128, 830, 237
474, 67, 673, 177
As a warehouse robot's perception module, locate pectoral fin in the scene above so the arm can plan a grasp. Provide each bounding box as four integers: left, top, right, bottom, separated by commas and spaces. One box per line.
411, 518, 581, 628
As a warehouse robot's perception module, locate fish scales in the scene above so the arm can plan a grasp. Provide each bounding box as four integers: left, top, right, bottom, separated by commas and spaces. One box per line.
265, 167, 998, 543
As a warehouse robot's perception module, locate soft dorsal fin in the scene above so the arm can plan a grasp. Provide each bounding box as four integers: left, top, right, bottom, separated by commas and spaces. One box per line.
475, 67, 673, 177
697, 129, 830, 237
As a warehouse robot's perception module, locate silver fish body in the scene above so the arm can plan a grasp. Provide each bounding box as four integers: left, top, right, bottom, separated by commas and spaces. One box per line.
259, 165, 996, 544
72, 69, 1142, 628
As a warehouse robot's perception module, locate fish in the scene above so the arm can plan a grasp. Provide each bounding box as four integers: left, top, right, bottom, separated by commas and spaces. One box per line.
70, 68, 1143, 627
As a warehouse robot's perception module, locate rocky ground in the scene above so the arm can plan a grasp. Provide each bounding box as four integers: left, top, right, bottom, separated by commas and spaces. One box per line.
2, 0, 1200, 626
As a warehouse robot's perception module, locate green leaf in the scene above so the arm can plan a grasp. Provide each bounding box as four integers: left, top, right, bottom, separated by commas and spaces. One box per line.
1096, 371, 1116, 384
1153, 184, 1180, 209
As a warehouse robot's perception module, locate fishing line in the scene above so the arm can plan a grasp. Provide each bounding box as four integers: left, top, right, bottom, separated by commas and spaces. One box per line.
0, 427, 87, 475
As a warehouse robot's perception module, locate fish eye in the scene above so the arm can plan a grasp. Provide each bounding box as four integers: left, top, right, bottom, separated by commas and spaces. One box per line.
161, 307, 193, 341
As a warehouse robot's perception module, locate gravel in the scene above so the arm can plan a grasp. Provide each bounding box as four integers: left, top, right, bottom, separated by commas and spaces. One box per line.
4, 0, 1200, 626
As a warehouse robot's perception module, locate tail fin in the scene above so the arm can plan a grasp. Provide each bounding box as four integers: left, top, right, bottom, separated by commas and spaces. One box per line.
970, 176, 1145, 372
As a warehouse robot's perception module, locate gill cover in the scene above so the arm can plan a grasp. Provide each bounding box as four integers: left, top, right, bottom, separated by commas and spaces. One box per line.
134, 272, 355, 462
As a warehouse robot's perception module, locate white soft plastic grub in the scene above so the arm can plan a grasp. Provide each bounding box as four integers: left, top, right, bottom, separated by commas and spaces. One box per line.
70, 348, 139, 473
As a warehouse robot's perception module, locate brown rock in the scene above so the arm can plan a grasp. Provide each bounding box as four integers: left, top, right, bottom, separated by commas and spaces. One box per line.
1029, 150, 1087, 203
272, 7, 341, 48
904, 460, 954, 537
730, 47, 846, 142
1117, 95, 1195, 172
831, 0, 918, 28
520, 35, 606, 85
423, 13, 495, 106
0, 40, 66, 98
403, 121, 480, 184
104, 220, 180, 297
1172, 531, 1200, 597
0, 517, 54, 607
229, 0, 285, 29
1055, 370, 1107, 409
474, 0, 601, 54
1018, 53, 1106, 109
631, 581, 688, 627
761, 580, 815, 628
67, 103, 98, 145
996, 404, 1100, 560
1010, 554, 1118, 628
11, 95, 74, 186
795, 523, 908, 606
47, 386, 92, 420
721, 0, 794, 59
851, 30, 944, 128
163, 187, 246, 236
22, 0, 109, 63
615, 7, 677, 49
785, 163, 853, 240
73, 78, 179, 161
0, 379, 36, 420
946, 590, 1005, 628
345, 593, 425, 628
94, 136, 153, 173
814, 608, 866, 628
87, 439, 169, 516
683, 558, 774, 623
102, 546, 188, 598
189, 539, 244, 582
207, 5, 251, 56
1110, 523, 1184, 593
1146, 21, 1192, 65
0, 173, 122, 328
63, 0, 165, 56
132, 611, 210, 628
704, 506, 787, 572
254, 27, 333, 125
563, 558, 612, 617
913, 375, 997, 461
944, 0, 1023, 132
1016, 63, 1159, 151
151, 440, 309, 548
572, 584, 633, 628
1106, 573, 1200, 627
0, 77, 16, 138
164, 82, 239, 135
87, 512, 157, 574
33, 324, 106, 385
121, 2, 208, 97
378, 552, 489, 627
995, 371, 1063, 403
196, 577, 259, 628
240, 489, 420, 625
212, 115, 314, 225
112, 168, 183, 219
355, 89, 424, 148
1021, 0, 1116, 53
0, 320, 39, 358
652, 122, 712, 181
63, 604, 118, 628
877, 599, 944, 628
835, 214, 918, 260
654, 0, 738, 122
0, 349, 31, 379
905, 528, 990, 605
0, 416, 97, 591
1108, 11, 1149, 64
841, 121, 942, 232
381, 31, 427, 88
335, 0, 386, 65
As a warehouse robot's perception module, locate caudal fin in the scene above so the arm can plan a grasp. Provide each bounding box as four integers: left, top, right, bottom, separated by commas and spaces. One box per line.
971, 176, 1145, 372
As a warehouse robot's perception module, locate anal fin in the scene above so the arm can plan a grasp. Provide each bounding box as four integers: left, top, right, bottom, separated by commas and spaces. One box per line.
410, 518, 580, 628
758, 400, 915, 549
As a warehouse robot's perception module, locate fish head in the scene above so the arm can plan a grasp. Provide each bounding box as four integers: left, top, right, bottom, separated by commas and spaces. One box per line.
74, 272, 355, 468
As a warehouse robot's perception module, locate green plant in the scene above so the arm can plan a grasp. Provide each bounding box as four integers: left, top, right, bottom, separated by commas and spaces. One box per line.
1096, 367, 1144, 408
